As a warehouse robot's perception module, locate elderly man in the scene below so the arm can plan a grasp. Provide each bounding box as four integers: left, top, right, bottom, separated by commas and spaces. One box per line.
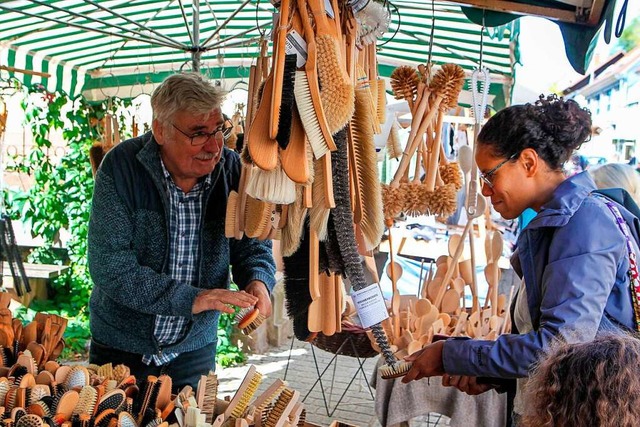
88, 73, 275, 390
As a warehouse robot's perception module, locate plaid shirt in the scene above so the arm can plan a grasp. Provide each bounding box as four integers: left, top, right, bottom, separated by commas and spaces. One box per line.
142, 160, 212, 366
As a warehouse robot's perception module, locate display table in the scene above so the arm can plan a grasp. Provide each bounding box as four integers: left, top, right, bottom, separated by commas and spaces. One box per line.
371, 358, 507, 427
2, 262, 68, 307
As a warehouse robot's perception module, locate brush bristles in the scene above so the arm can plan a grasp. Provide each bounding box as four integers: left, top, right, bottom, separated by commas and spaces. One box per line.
387, 121, 402, 159
241, 145, 253, 166
309, 158, 330, 240
281, 187, 308, 257
390, 66, 419, 102
403, 183, 429, 217
352, 89, 384, 250
202, 373, 218, 423
426, 183, 458, 218
381, 184, 404, 220
225, 191, 239, 239
275, 55, 298, 150
246, 165, 296, 205
377, 79, 387, 125
379, 361, 412, 379
264, 389, 294, 427
294, 71, 332, 160
440, 162, 463, 191
244, 196, 272, 239
315, 35, 355, 134
430, 63, 466, 109
230, 373, 263, 419
241, 313, 266, 335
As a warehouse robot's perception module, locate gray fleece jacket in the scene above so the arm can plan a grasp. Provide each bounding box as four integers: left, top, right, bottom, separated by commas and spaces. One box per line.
88, 131, 276, 356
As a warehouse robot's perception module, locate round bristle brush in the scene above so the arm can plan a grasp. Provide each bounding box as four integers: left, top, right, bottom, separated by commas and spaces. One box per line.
235, 307, 266, 335
390, 66, 420, 109
440, 162, 463, 191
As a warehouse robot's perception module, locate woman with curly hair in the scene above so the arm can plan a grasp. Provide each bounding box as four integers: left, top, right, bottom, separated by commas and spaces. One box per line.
522, 333, 640, 427
402, 95, 640, 425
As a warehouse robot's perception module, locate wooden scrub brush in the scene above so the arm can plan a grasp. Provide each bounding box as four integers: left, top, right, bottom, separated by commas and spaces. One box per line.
235, 306, 266, 335
390, 65, 420, 110
308, 0, 355, 134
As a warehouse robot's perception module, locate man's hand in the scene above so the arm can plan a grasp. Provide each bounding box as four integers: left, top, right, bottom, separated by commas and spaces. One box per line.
192, 289, 258, 314
442, 374, 494, 395
244, 280, 272, 317
402, 340, 446, 383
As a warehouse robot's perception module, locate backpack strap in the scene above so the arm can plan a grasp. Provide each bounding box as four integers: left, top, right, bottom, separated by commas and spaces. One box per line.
592, 193, 640, 331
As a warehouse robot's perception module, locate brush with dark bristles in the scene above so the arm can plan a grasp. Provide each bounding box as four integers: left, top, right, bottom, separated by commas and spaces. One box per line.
275, 54, 298, 150
282, 220, 313, 341
329, 128, 411, 379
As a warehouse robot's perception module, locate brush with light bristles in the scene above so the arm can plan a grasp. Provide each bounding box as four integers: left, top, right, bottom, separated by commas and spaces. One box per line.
390, 65, 420, 110
377, 78, 387, 126
329, 129, 411, 379
197, 373, 218, 424
349, 86, 384, 251
386, 118, 402, 160
243, 195, 274, 240
308, 155, 334, 240
212, 366, 262, 427
424, 64, 466, 191
280, 186, 309, 257
246, 160, 296, 205
308, 0, 355, 134
295, 0, 336, 158
235, 306, 266, 335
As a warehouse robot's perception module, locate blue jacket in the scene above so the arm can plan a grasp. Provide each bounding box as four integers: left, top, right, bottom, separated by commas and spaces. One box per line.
443, 172, 638, 378
88, 132, 276, 356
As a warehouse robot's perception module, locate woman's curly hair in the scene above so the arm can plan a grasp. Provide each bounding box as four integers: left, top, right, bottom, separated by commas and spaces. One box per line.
478, 94, 592, 170
521, 332, 640, 427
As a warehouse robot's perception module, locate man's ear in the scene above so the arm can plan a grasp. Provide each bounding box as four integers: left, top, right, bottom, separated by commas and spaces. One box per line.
519, 148, 539, 177
152, 119, 165, 146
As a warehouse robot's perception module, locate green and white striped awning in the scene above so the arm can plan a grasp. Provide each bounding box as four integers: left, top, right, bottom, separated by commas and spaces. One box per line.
0, 0, 515, 106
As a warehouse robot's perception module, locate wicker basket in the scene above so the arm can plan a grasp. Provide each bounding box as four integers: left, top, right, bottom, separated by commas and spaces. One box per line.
311, 325, 379, 359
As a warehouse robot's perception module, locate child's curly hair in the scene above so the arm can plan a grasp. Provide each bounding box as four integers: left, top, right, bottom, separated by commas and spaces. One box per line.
521, 332, 640, 427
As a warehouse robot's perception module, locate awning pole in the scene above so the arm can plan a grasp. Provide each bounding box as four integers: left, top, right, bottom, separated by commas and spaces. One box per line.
193, 0, 201, 72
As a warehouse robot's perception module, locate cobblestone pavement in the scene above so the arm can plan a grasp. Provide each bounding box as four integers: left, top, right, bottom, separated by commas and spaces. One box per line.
216, 339, 451, 427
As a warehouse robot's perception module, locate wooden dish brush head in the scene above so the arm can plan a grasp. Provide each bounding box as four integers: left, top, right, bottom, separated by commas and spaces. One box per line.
439, 162, 463, 191
235, 306, 266, 335
390, 65, 420, 105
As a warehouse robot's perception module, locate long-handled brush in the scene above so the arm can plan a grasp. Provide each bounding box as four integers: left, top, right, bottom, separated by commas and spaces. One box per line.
328, 129, 409, 379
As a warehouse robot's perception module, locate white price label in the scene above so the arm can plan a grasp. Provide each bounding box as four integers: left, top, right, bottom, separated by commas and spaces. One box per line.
285, 30, 307, 67
351, 283, 389, 328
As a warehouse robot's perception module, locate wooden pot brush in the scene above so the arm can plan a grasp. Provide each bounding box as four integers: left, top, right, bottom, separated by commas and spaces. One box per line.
390, 65, 420, 110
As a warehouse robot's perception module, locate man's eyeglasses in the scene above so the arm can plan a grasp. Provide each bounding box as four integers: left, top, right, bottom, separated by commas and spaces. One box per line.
172, 123, 232, 146
479, 153, 518, 189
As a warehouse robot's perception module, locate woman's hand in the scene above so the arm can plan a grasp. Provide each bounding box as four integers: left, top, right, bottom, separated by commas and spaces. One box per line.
402, 340, 446, 383
442, 374, 495, 395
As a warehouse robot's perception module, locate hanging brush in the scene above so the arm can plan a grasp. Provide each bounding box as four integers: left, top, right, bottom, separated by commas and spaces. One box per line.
269, 0, 293, 140
295, 0, 336, 158
328, 128, 409, 379
386, 118, 402, 160
275, 54, 298, 150
308, 0, 355, 134
390, 65, 420, 111
349, 83, 384, 251
0, 215, 30, 297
